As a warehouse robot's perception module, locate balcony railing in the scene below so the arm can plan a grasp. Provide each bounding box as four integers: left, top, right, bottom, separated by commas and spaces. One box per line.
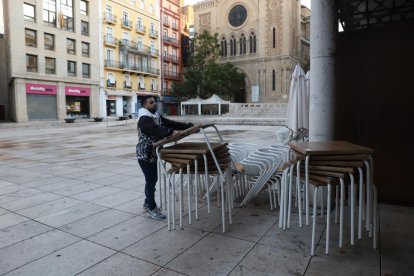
105, 60, 160, 76
104, 35, 118, 47
163, 88, 173, 95
164, 70, 180, 79
149, 29, 159, 38
163, 35, 179, 46
136, 24, 146, 34
122, 20, 133, 29
151, 84, 158, 91
138, 84, 146, 90
150, 48, 159, 57
167, 0, 179, 5
172, 23, 178, 31
164, 54, 179, 63
106, 79, 116, 87
163, 20, 170, 27
104, 13, 117, 24
124, 81, 132, 88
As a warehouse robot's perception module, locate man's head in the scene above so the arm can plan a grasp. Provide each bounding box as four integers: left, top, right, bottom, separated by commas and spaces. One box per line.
141, 96, 157, 113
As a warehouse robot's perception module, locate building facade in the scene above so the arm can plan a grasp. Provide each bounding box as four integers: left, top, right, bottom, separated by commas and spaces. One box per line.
101, 0, 161, 117
2, 0, 100, 122
193, 0, 310, 103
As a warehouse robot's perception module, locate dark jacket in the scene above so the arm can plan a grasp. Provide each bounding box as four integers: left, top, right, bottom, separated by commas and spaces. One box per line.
136, 113, 193, 162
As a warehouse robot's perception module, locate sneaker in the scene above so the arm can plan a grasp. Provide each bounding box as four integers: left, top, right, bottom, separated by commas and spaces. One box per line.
148, 208, 166, 220
143, 203, 149, 210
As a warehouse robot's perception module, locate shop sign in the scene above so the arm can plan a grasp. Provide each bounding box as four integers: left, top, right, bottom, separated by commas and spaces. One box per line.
26, 83, 57, 95
65, 86, 91, 96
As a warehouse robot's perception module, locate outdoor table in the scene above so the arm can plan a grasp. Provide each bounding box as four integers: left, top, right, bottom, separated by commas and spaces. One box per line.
288, 141, 376, 253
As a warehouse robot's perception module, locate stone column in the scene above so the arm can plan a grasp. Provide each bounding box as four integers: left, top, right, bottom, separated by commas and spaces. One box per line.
309, 0, 337, 141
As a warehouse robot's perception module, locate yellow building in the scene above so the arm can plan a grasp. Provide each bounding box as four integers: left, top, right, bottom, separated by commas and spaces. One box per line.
101, 0, 161, 117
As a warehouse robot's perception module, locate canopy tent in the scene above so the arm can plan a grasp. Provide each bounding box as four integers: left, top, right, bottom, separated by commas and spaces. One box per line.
180, 94, 230, 115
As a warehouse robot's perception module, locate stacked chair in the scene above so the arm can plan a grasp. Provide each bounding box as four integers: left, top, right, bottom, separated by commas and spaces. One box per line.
154, 123, 234, 233
279, 142, 378, 256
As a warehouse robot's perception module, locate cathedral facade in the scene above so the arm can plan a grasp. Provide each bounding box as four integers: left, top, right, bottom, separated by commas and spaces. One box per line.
193, 0, 310, 103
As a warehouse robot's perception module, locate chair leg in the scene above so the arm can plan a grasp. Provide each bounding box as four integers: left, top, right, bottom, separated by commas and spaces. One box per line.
187, 164, 192, 225
358, 167, 363, 239
311, 186, 318, 256
296, 162, 302, 228
349, 173, 355, 245
179, 168, 184, 229
326, 184, 331, 254
195, 160, 199, 220
339, 178, 345, 248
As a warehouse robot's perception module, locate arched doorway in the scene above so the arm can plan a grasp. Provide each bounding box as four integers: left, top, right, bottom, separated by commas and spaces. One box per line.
232, 67, 251, 103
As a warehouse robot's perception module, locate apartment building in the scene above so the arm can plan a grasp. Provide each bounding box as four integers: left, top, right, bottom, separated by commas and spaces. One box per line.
101, 0, 161, 117
160, 0, 181, 115
2, 0, 100, 122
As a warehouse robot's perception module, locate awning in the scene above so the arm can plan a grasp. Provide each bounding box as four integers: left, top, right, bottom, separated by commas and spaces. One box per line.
105, 89, 134, 96
136, 91, 160, 97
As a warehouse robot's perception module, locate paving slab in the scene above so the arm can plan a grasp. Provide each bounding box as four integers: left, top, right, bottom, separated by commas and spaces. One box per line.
166, 233, 254, 276
0, 188, 43, 205
6, 240, 115, 276
1, 192, 62, 211
0, 229, 80, 275
15, 197, 84, 219
152, 268, 188, 276
52, 182, 103, 196
0, 213, 30, 230
123, 226, 208, 266
35, 203, 107, 228
78, 252, 161, 276
0, 220, 52, 249
90, 190, 142, 208
87, 215, 166, 251
69, 186, 124, 201
58, 209, 135, 238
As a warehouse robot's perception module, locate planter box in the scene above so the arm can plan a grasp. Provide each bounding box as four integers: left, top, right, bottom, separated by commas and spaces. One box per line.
64, 118, 76, 123
93, 117, 104, 122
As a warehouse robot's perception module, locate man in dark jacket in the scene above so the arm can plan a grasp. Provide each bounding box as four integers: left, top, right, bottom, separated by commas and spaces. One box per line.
136, 96, 194, 220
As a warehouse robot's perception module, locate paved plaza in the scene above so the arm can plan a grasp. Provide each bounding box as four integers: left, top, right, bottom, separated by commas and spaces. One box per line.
0, 121, 413, 275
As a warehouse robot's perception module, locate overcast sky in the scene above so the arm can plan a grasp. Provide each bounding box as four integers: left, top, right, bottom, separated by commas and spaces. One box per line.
184, 0, 311, 9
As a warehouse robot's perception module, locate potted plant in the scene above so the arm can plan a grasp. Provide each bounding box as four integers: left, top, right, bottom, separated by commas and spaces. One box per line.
93, 117, 104, 122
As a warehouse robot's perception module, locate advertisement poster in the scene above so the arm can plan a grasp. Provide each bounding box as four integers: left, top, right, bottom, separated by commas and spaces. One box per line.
74, 102, 81, 112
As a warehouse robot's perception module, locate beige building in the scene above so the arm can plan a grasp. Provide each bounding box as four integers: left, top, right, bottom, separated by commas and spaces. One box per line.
193, 0, 310, 103
100, 0, 161, 117
2, 0, 100, 122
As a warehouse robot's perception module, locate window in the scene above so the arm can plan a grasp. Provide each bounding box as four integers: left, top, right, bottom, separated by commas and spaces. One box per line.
82, 63, 90, 78
273, 27, 276, 48
228, 5, 247, 27
272, 69, 276, 91
107, 72, 115, 86
24, 3, 35, 22
67, 38, 76, 54
25, 29, 37, 47
149, 4, 153, 14
44, 33, 55, 50
43, 0, 56, 26
221, 36, 227, 57
124, 74, 131, 88
230, 35, 236, 56
81, 21, 89, 35
249, 31, 256, 53
139, 77, 145, 89
45, 57, 56, 74
82, 42, 90, 57
67, 60, 76, 76
80, 0, 88, 15
140, 0, 145, 9
239, 33, 246, 55
60, 0, 74, 31
26, 54, 38, 72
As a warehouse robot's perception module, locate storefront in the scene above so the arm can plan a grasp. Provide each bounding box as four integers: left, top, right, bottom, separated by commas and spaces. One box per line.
65, 86, 90, 118
163, 96, 181, 115
26, 83, 57, 120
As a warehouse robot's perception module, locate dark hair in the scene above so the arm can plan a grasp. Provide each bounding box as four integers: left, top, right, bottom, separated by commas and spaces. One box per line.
140, 96, 154, 107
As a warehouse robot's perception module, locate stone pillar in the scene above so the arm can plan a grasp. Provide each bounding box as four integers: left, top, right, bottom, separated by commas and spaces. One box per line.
309, 0, 337, 141
57, 82, 66, 120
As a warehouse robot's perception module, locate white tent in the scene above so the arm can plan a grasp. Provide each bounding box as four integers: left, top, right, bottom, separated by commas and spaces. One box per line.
287, 64, 309, 132
180, 94, 230, 115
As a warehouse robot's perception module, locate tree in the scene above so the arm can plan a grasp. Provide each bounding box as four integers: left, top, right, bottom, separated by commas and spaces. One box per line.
172, 30, 245, 100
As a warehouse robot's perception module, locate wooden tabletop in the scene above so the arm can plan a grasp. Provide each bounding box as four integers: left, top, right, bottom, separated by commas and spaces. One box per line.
289, 141, 374, 155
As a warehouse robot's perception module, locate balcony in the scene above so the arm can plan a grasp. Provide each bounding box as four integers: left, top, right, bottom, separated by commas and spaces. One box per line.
164, 70, 180, 80
105, 60, 160, 76
164, 54, 179, 63
135, 24, 146, 34
151, 84, 158, 91
104, 35, 118, 47
163, 35, 179, 46
167, 0, 179, 5
138, 84, 146, 90
104, 13, 117, 24
119, 39, 151, 55
124, 81, 132, 89
172, 23, 178, 31
163, 88, 173, 95
163, 20, 170, 27
122, 20, 133, 30
106, 79, 116, 87
150, 48, 159, 57
149, 29, 159, 38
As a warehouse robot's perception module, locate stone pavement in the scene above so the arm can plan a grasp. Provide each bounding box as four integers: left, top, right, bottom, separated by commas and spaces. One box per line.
0, 122, 413, 275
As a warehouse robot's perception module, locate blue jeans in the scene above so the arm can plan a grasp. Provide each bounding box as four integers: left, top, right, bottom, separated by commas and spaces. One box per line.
138, 159, 158, 210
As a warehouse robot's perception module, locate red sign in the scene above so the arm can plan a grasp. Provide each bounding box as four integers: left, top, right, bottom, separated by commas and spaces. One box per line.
65, 86, 91, 97
26, 83, 57, 95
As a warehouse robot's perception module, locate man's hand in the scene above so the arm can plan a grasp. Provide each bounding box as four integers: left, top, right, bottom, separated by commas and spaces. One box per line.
171, 130, 181, 138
